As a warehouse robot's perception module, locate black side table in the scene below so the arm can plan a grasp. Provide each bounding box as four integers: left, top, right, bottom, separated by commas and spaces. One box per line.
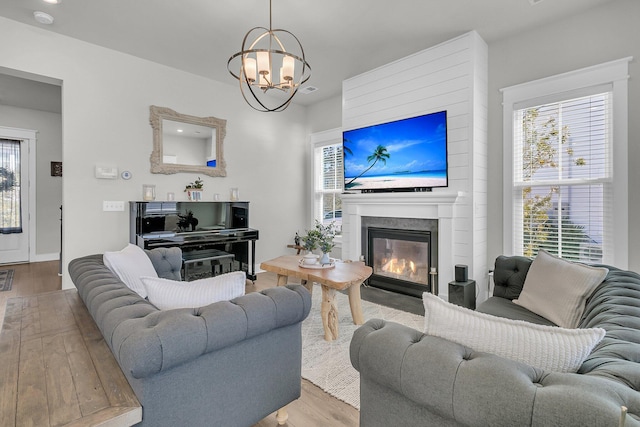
448, 280, 476, 310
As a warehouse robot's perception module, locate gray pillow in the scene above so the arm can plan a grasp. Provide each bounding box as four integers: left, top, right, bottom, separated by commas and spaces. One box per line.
513, 250, 608, 328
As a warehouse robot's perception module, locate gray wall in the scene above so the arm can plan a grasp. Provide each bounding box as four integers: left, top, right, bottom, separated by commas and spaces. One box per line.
0, 16, 310, 288
0, 104, 62, 258
306, 95, 342, 134
3, 0, 638, 282
307, 0, 640, 272
487, 0, 640, 272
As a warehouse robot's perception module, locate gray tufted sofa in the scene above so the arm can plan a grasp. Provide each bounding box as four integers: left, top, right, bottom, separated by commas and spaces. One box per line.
350, 255, 640, 426
68, 250, 311, 427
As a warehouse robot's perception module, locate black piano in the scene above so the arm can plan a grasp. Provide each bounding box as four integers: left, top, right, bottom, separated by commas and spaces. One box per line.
130, 201, 259, 281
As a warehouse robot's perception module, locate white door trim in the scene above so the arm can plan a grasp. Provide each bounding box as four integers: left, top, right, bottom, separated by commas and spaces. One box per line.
0, 126, 37, 263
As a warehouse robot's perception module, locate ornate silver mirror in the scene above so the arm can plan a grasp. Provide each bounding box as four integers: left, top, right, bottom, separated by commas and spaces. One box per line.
149, 106, 227, 177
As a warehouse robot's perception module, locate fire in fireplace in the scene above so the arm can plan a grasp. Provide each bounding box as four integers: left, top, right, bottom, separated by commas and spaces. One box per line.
366, 227, 433, 297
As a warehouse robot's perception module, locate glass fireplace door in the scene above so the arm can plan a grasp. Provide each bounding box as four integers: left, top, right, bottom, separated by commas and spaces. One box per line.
367, 227, 432, 297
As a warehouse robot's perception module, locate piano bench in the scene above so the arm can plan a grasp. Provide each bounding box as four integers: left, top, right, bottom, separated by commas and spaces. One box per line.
182, 249, 235, 281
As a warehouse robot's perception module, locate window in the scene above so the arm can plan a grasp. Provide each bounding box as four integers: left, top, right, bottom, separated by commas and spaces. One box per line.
0, 139, 22, 234
502, 58, 630, 267
514, 93, 609, 262
311, 129, 343, 232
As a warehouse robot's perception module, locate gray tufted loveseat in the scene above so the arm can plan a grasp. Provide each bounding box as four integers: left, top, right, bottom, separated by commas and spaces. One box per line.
68, 250, 311, 427
350, 255, 640, 426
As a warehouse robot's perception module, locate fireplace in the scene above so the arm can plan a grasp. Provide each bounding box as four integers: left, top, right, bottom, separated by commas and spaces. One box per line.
367, 228, 432, 296
363, 217, 438, 297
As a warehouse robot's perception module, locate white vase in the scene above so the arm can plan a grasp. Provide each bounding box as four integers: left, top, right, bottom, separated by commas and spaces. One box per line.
320, 252, 331, 264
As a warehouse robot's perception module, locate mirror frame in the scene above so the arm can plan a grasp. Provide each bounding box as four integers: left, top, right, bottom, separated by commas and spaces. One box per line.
149, 105, 227, 177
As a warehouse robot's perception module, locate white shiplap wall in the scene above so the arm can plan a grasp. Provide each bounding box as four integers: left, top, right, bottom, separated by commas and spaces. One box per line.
342, 31, 489, 302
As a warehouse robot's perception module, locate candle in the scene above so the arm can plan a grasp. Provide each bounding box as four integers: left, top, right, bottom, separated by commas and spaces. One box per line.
282, 55, 294, 80
257, 52, 270, 76
243, 57, 257, 82
280, 68, 291, 89
142, 184, 155, 201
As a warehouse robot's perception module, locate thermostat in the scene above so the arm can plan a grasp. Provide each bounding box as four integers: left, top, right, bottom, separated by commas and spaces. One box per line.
121, 170, 132, 180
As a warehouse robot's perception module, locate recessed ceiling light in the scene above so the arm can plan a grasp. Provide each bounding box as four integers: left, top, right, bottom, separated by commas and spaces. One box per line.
42, 0, 62, 4
33, 11, 54, 25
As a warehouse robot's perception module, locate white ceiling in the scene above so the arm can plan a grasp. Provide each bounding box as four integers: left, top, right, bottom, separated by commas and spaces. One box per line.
0, 0, 616, 112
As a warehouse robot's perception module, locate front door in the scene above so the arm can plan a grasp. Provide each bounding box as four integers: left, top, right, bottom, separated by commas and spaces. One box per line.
0, 128, 34, 264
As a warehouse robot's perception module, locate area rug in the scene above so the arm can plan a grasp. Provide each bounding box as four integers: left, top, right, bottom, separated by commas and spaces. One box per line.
0, 269, 14, 291
301, 286, 424, 409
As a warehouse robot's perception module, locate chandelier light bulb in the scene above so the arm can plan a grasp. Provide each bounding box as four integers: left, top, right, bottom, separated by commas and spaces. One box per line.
257, 52, 270, 76
243, 57, 257, 82
282, 56, 294, 81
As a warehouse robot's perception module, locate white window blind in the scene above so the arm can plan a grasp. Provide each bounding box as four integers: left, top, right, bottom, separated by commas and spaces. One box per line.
512, 92, 611, 262
314, 143, 343, 228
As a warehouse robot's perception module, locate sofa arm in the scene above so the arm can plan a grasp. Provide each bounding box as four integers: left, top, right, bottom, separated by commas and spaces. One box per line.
350, 319, 640, 427
145, 247, 182, 280
114, 284, 311, 379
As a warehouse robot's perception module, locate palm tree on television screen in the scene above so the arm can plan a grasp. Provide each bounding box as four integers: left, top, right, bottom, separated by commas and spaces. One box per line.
342, 137, 353, 158
345, 145, 390, 187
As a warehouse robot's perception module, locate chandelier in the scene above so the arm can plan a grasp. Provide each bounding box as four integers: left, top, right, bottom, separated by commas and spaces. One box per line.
227, 0, 311, 112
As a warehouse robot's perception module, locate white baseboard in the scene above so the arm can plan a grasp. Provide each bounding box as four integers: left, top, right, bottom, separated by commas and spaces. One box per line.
31, 252, 60, 263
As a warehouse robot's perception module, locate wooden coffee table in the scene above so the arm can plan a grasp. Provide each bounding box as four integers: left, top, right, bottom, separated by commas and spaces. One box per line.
260, 255, 373, 341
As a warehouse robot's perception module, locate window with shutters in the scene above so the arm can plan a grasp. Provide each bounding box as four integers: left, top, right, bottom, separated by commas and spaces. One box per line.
313, 143, 343, 231
514, 93, 609, 262
502, 58, 630, 267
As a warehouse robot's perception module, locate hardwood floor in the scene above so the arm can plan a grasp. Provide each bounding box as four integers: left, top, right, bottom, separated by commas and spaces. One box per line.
0, 262, 359, 427
0, 261, 61, 331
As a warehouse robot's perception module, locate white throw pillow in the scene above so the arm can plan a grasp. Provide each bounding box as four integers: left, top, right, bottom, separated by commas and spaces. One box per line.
140, 271, 246, 310
513, 250, 608, 328
423, 293, 605, 373
103, 243, 158, 298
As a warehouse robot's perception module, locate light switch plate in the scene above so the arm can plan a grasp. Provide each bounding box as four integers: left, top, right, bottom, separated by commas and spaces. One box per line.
103, 201, 125, 211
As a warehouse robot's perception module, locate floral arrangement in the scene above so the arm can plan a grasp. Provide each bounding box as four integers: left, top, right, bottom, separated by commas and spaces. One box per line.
302, 221, 336, 254
184, 177, 204, 191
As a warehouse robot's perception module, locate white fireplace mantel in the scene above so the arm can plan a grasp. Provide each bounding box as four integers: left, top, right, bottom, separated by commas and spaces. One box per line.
341, 191, 465, 298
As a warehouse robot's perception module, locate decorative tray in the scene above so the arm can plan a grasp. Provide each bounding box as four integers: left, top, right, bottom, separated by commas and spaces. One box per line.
298, 258, 337, 269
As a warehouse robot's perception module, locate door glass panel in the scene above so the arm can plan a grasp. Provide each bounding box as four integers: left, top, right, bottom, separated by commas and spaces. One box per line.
0, 139, 22, 234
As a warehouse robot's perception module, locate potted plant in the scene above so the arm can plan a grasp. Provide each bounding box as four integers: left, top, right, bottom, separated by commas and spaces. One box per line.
301, 228, 320, 264
301, 221, 336, 265
184, 177, 204, 201
317, 221, 336, 264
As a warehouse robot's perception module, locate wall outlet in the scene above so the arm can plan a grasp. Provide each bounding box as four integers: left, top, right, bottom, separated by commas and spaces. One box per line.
103, 201, 125, 211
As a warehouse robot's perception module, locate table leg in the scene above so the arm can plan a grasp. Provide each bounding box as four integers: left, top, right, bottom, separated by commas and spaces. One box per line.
321, 285, 339, 341
347, 283, 365, 325
301, 279, 313, 296
276, 274, 288, 287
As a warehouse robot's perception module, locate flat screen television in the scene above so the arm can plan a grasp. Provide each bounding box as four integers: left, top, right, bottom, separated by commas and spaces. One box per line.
343, 110, 448, 193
